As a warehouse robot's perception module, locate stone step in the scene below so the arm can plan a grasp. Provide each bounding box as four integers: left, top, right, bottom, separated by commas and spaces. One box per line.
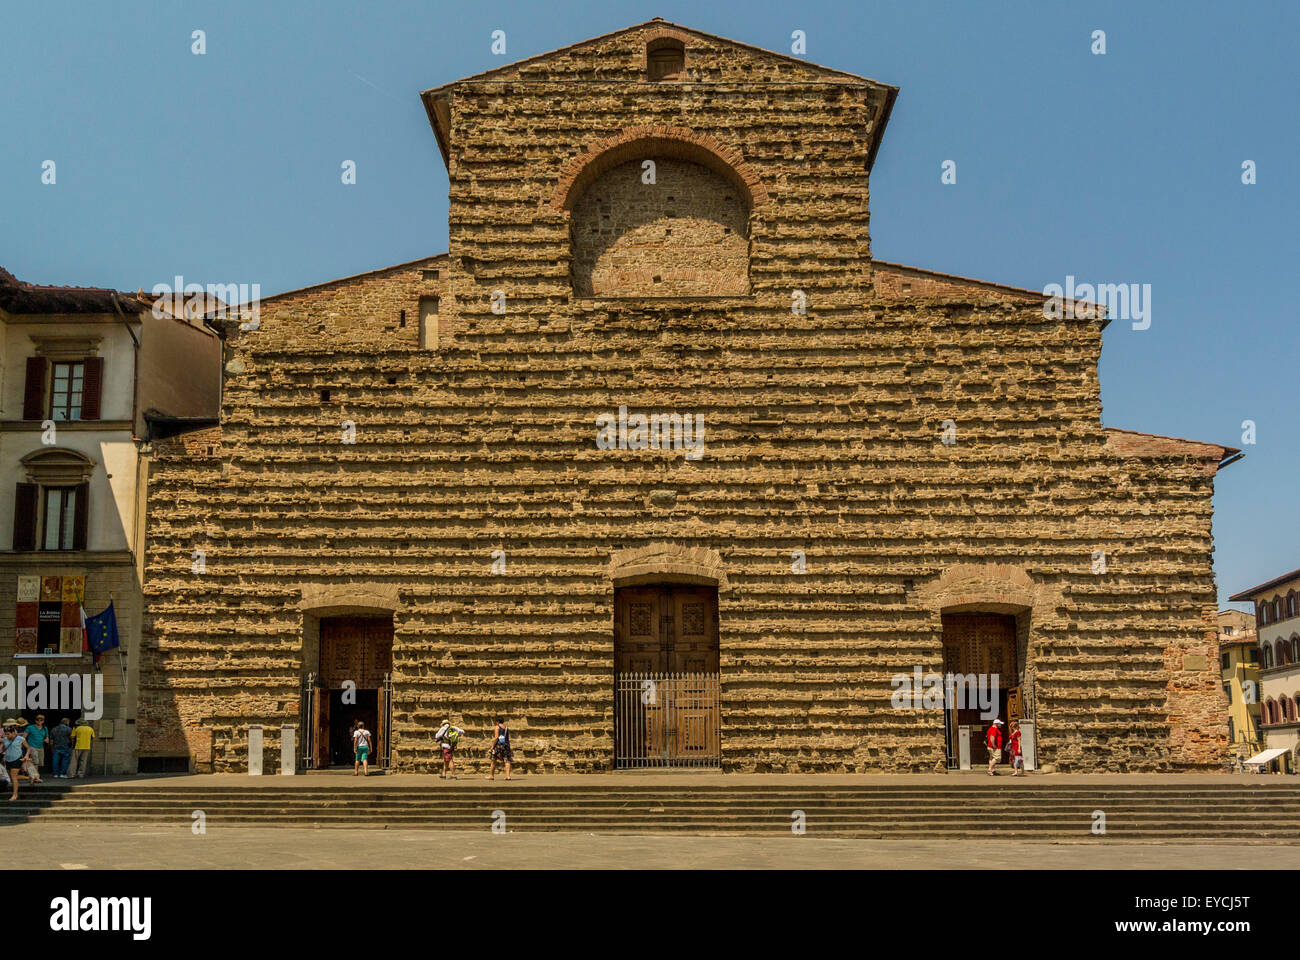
10, 796, 1289, 811
3, 815, 1294, 839
3, 809, 1290, 825
16, 787, 1299, 799
9, 780, 1294, 840
14, 792, 1293, 806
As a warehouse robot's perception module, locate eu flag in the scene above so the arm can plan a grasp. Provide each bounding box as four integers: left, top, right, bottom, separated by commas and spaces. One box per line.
85, 601, 120, 667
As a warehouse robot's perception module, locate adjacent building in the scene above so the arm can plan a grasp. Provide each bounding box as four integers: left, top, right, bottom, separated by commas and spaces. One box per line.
1230, 568, 1300, 773
139, 20, 1239, 774
1217, 608, 1261, 762
0, 268, 222, 773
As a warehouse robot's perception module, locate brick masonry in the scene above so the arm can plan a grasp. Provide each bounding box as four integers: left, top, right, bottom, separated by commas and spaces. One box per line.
138, 21, 1234, 774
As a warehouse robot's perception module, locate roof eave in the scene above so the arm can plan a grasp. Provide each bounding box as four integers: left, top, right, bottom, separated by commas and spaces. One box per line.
865, 85, 897, 174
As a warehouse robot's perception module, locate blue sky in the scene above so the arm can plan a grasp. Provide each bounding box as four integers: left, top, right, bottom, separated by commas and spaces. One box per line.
3, 0, 1296, 606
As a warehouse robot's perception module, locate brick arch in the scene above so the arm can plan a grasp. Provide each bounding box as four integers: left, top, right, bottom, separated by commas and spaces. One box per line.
549, 125, 770, 215
641, 25, 692, 46
608, 542, 728, 590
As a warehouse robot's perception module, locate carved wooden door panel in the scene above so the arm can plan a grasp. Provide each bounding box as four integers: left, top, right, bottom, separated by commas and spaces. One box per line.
667, 587, 719, 673
614, 587, 665, 674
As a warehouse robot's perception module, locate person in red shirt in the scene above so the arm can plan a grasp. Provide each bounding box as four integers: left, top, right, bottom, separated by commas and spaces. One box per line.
986, 719, 1004, 776
1009, 719, 1024, 776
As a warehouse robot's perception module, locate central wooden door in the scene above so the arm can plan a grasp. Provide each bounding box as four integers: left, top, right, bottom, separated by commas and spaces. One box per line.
613, 584, 720, 767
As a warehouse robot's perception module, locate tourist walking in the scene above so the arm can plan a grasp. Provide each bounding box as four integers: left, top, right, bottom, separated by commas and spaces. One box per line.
24, 715, 47, 783
986, 718, 1004, 776
4, 721, 31, 800
435, 718, 465, 779
1009, 719, 1024, 776
68, 718, 94, 778
487, 717, 513, 781
352, 720, 372, 776
49, 717, 72, 778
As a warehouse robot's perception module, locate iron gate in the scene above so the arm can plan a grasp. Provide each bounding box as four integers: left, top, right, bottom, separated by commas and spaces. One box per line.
300, 673, 317, 771
381, 671, 394, 768
614, 671, 720, 768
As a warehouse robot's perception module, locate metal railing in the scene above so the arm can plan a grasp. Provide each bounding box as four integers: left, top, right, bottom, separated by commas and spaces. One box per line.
614, 672, 720, 768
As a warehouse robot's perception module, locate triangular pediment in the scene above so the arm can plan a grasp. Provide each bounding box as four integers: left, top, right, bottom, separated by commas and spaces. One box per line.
422, 19, 895, 90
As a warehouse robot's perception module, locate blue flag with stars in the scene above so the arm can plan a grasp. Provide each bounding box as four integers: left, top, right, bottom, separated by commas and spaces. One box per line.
85, 601, 119, 667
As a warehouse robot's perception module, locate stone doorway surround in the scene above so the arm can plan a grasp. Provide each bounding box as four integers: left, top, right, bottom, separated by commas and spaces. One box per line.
915, 563, 1065, 719
608, 542, 728, 590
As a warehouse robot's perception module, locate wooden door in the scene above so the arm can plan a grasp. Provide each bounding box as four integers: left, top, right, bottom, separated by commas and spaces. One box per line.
312, 683, 330, 768
320, 617, 393, 689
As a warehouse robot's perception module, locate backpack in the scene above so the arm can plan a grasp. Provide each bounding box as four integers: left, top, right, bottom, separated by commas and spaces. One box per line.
444, 725, 460, 747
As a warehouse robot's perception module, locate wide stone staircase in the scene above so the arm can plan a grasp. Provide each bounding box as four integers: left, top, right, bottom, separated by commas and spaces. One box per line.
3, 778, 1298, 841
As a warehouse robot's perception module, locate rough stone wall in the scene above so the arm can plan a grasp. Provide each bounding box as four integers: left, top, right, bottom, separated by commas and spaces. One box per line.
141, 278, 1228, 773
138, 23, 1230, 774
571, 158, 750, 297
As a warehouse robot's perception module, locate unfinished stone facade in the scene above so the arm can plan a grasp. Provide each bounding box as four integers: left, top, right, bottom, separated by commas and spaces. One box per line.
140, 20, 1236, 774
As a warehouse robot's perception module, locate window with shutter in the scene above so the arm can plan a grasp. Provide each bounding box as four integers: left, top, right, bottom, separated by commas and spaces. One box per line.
73, 481, 89, 550
12, 483, 38, 550
81, 357, 104, 420
23, 357, 47, 421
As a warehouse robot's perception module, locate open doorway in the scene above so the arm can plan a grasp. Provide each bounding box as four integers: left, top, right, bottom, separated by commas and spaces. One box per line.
310, 615, 393, 769
328, 689, 378, 766
941, 612, 1020, 767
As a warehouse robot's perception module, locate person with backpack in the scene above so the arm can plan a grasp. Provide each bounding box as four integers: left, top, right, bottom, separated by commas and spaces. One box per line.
352, 720, 373, 777
986, 718, 1004, 776
486, 717, 513, 781
435, 718, 465, 779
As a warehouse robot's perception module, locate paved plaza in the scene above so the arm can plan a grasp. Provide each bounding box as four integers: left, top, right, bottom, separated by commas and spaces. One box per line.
5, 824, 1294, 870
